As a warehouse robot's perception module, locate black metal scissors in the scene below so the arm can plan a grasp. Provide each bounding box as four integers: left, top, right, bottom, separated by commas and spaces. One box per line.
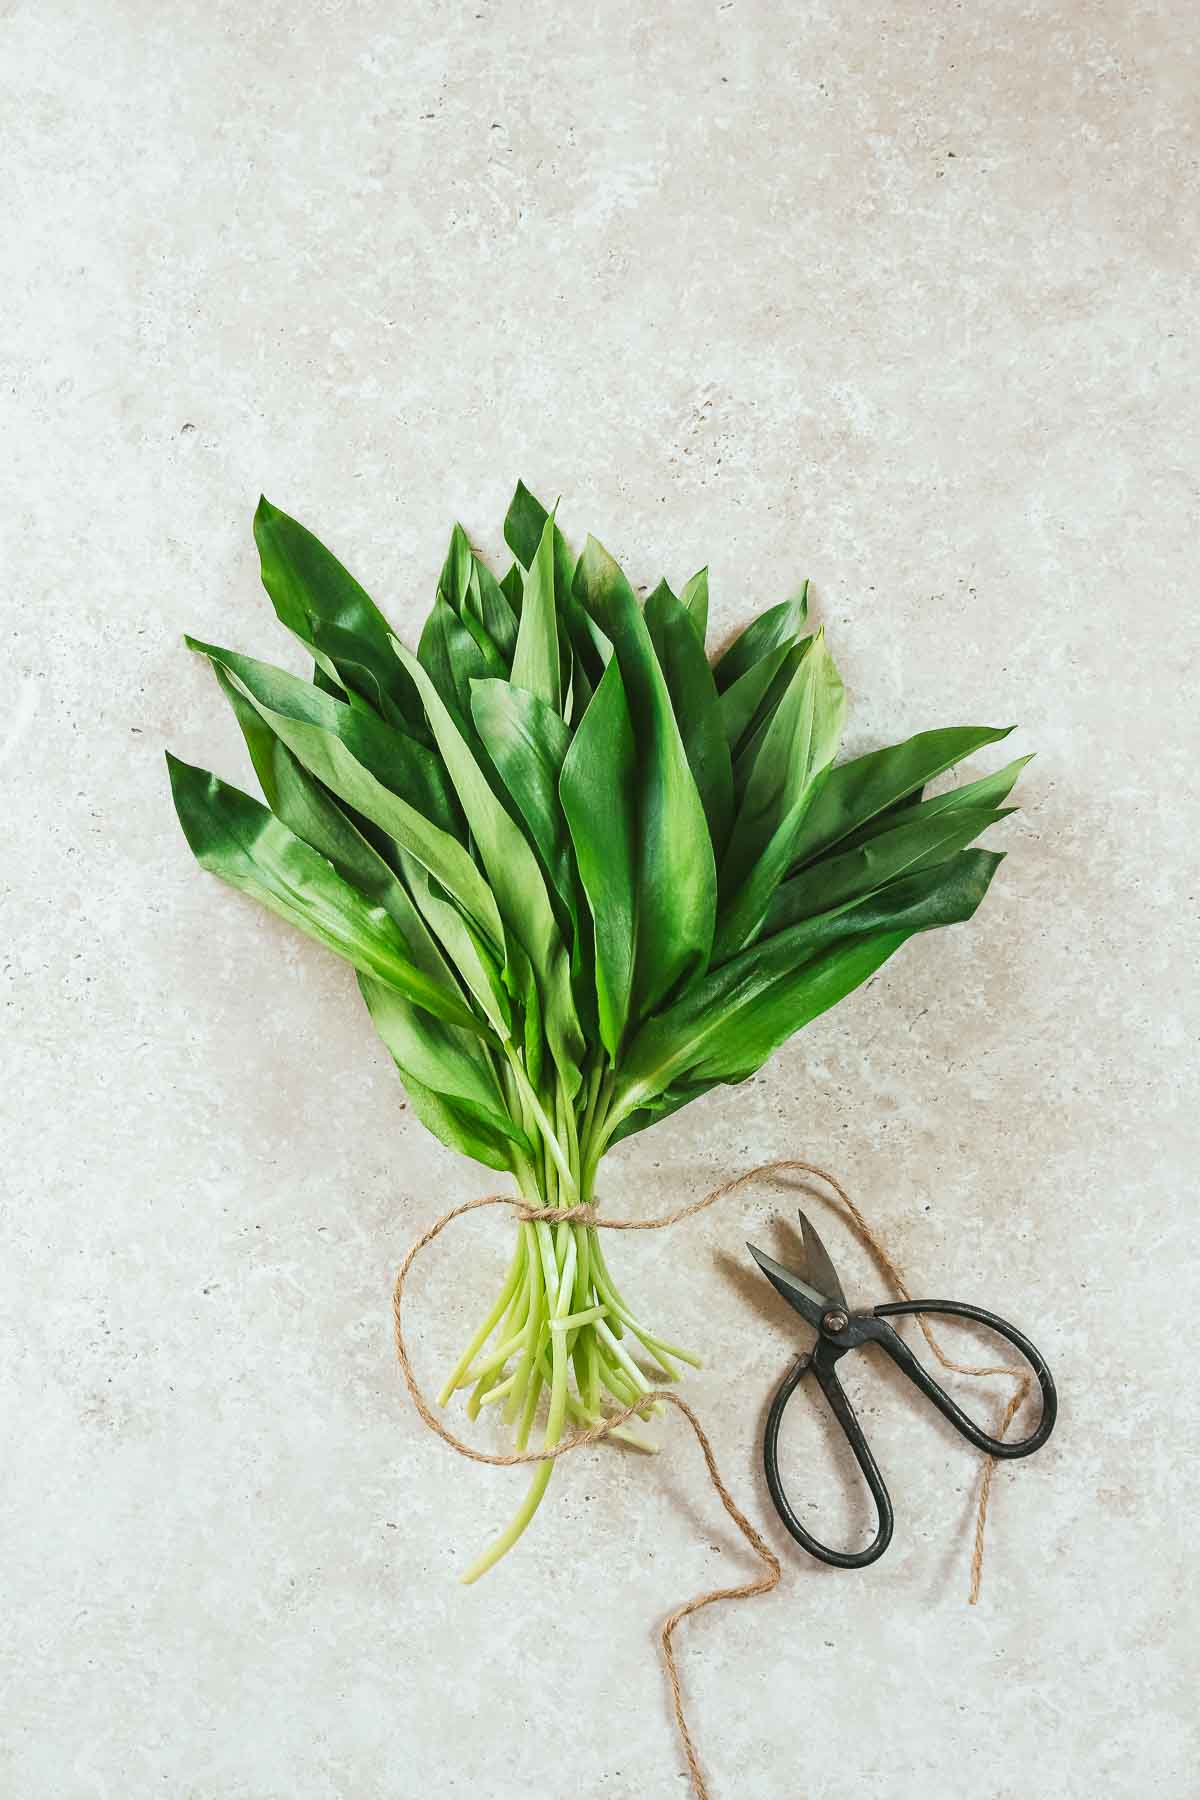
747, 1212, 1058, 1568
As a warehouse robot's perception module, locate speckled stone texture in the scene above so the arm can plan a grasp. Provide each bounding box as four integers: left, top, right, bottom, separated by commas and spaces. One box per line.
3, 2, 1196, 1795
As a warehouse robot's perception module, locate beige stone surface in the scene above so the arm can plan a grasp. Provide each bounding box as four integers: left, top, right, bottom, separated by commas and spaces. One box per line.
3, 2, 1197, 1795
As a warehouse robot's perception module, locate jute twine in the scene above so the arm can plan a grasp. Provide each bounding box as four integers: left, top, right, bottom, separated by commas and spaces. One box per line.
391, 1159, 1033, 1800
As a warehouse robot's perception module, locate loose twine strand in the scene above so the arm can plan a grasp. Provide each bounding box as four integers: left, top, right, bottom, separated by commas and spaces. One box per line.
391, 1159, 1032, 1800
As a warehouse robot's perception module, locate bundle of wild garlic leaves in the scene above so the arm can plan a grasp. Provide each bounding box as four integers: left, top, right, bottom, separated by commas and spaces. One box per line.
168, 483, 1024, 1578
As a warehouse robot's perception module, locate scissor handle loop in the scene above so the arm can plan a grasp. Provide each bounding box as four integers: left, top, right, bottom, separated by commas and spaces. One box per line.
763, 1302, 1058, 1568
763, 1350, 895, 1568
871, 1299, 1058, 1459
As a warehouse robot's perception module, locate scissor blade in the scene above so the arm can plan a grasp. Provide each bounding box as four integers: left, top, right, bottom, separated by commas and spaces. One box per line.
798, 1210, 848, 1310
746, 1242, 828, 1329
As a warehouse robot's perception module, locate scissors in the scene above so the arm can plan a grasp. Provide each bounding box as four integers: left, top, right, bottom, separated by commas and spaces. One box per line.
747, 1212, 1058, 1568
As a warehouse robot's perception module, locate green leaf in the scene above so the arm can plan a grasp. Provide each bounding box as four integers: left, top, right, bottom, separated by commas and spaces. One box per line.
718, 641, 799, 753
836, 754, 1031, 852
396, 851, 513, 1041
166, 754, 484, 1033
606, 1074, 724, 1147
437, 522, 473, 611
470, 678, 578, 934
764, 804, 1014, 933
502, 479, 561, 573
191, 644, 503, 952
644, 578, 734, 856
615, 850, 1003, 1116
786, 725, 1015, 871
466, 560, 519, 662
499, 560, 524, 613
715, 630, 846, 958
680, 567, 709, 643
358, 973, 529, 1166
246, 732, 476, 1011
393, 641, 584, 1090
504, 480, 607, 689
188, 637, 462, 838
559, 657, 637, 1057
417, 594, 498, 732
695, 855, 1003, 1084
456, 603, 508, 679
730, 637, 814, 794
208, 661, 282, 807
564, 643, 594, 725
253, 497, 423, 732
711, 587, 808, 694
307, 620, 422, 731
509, 514, 561, 712
380, 1054, 517, 1172
573, 536, 717, 1015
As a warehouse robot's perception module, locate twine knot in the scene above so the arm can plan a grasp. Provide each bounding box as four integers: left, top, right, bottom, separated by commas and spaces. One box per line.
515, 1201, 598, 1225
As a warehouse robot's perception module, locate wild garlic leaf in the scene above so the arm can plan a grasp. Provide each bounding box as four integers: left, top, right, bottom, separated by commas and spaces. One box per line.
393, 641, 585, 1090
503, 479, 608, 689
715, 630, 845, 958
680, 567, 709, 643
395, 643, 564, 973
397, 850, 513, 1042
196, 649, 504, 952
616, 850, 1002, 1117
718, 640, 799, 754
711, 586, 809, 693
693, 855, 1003, 1084
190, 637, 463, 839
358, 973, 524, 1149
252, 738, 471, 1004
644, 578, 734, 858
376, 1048, 520, 1172
499, 560, 524, 616
166, 754, 485, 1033
574, 535, 717, 1015
307, 619, 425, 734
253, 497, 423, 732
416, 593, 502, 753
786, 725, 1015, 870
466, 560, 519, 662
763, 804, 1013, 933
730, 637, 815, 795
436, 522, 474, 612
606, 1074, 725, 1147
510, 514, 562, 713
835, 754, 1032, 853
559, 656, 637, 1058
456, 604, 508, 680
470, 678, 579, 939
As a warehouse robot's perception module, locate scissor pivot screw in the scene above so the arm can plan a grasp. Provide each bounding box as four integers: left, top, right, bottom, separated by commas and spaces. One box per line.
822, 1308, 849, 1335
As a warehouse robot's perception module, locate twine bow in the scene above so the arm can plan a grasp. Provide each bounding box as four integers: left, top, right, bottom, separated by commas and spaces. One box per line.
392, 1160, 1033, 1799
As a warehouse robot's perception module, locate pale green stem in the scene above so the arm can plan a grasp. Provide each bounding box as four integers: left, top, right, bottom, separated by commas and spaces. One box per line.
455, 1323, 533, 1388
436, 1236, 526, 1407
590, 1236, 702, 1369
550, 1303, 607, 1332
515, 1347, 545, 1451
504, 1228, 546, 1426
596, 1316, 653, 1394
477, 1368, 521, 1407
505, 1051, 577, 1197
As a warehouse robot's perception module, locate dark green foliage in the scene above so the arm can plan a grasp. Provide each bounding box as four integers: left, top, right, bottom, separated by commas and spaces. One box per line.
170, 483, 1022, 1167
